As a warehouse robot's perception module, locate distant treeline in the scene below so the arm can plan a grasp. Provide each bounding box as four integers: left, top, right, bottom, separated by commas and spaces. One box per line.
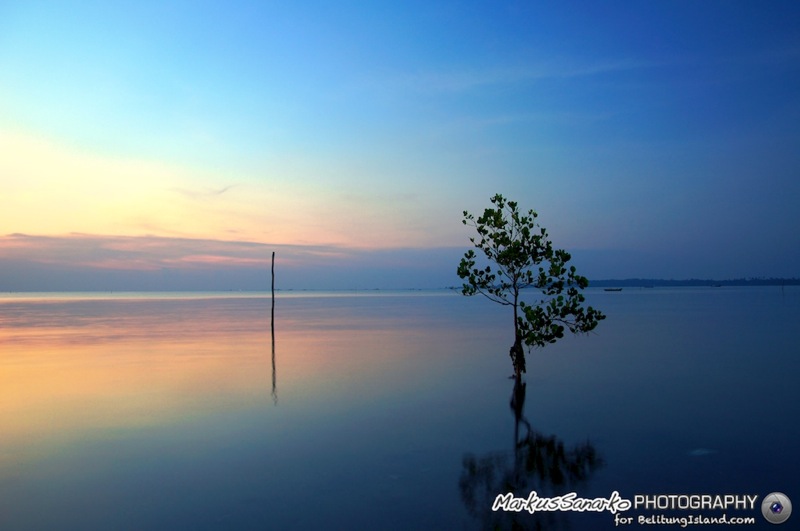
589, 278, 800, 288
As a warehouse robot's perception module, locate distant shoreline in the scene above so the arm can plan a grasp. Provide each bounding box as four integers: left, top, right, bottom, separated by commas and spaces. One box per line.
588, 278, 799, 288
1, 278, 798, 295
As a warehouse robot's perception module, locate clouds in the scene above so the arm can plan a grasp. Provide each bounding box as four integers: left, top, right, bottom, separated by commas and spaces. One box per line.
0, 129, 466, 249
170, 185, 238, 200
0, 2, 798, 285
0, 128, 214, 238
5, 230, 794, 292
366, 58, 657, 96
0, 234, 265, 271
0, 233, 465, 291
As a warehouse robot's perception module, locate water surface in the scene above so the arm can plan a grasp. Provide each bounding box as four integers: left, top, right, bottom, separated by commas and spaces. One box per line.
1, 288, 797, 529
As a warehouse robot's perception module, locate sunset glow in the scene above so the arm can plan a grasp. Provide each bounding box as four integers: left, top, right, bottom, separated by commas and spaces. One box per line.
2, 1, 799, 288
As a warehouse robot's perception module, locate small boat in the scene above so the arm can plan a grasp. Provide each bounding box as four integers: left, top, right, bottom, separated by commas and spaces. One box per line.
604, 288, 623, 292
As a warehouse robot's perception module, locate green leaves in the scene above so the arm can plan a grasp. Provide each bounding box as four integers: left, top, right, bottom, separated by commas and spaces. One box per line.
457, 193, 606, 375
517, 292, 603, 349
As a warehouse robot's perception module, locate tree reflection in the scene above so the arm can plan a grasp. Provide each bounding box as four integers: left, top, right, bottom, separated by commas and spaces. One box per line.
460, 378, 602, 530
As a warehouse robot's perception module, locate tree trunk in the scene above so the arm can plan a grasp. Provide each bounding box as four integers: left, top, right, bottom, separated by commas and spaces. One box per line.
510, 291, 526, 377
510, 335, 526, 377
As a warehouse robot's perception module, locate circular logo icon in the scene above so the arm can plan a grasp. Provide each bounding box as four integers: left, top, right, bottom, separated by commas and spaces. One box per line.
762, 492, 792, 524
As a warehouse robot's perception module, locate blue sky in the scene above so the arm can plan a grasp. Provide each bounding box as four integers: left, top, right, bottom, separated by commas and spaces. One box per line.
1, 1, 799, 289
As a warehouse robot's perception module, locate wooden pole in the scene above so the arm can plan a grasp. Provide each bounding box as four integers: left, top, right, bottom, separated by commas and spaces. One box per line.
271, 251, 275, 320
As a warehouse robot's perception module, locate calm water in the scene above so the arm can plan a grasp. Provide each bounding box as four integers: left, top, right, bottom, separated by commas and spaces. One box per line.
1, 287, 797, 530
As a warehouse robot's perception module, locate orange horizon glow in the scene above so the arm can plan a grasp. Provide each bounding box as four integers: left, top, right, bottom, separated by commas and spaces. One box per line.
0, 298, 441, 470
1, 129, 461, 251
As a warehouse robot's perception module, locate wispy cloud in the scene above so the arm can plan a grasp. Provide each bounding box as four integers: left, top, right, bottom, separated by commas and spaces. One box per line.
379, 44, 800, 96
0, 233, 458, 270
0, 233, 271, 271
0, 233, 464, 290
170, 184, 238, 200
368, 58, 655, 94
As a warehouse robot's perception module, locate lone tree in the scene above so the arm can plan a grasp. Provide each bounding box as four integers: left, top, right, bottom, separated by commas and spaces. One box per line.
457, 194, 605, 378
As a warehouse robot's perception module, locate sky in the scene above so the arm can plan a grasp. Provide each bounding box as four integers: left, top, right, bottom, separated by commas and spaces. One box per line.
1, 1, 799, 290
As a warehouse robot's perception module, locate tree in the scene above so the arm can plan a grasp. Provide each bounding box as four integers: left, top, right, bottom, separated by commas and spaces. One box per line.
457, 194, 605, 378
